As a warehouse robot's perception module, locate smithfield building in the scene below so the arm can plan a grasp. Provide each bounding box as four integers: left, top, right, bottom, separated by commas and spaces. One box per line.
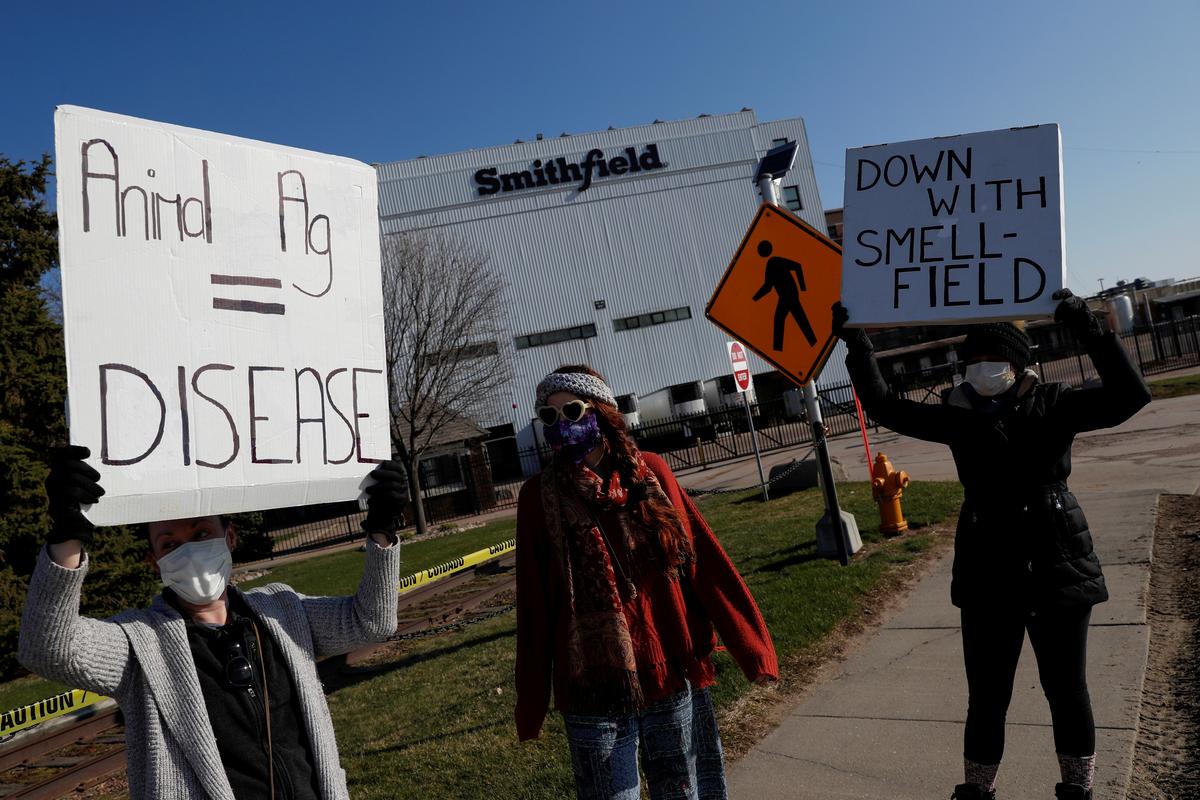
375, 109, 850, 458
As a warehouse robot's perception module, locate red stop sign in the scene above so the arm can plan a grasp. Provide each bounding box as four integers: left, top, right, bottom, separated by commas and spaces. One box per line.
727, 341, 752, 392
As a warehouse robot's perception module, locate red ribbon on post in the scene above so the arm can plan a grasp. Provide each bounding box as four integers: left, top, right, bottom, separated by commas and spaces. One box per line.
852, 388, 873, 483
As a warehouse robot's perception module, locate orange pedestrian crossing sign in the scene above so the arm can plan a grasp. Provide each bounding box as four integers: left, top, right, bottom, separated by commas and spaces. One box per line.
706, 203, 842, 386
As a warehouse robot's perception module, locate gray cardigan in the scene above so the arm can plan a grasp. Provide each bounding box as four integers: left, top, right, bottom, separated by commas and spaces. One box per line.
18, 540, 401, 800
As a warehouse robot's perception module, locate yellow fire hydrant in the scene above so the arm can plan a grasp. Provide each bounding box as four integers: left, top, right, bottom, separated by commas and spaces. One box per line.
872, 453, 910, 536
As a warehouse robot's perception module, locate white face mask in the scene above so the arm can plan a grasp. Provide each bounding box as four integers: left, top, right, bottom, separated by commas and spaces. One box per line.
157, 537, 233, 605
965, 361, 1017, 397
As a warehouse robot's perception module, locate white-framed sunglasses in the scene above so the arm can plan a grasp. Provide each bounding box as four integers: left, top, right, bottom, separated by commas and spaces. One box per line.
537, 400, 593, 426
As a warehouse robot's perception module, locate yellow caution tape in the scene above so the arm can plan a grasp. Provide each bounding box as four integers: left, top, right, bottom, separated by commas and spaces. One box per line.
0, 689, 107, 737
398, 538, 516, 594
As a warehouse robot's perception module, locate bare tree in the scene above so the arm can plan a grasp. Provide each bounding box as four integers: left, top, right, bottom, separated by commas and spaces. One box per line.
380, 230, 512, 536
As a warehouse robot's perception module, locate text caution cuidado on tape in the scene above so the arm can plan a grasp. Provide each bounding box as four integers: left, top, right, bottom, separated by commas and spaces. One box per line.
398, 539, 515, 594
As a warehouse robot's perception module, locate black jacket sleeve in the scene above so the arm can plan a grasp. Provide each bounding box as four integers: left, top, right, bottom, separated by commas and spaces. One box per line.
1047, 330, 1152, 433
844, 340, 964, 444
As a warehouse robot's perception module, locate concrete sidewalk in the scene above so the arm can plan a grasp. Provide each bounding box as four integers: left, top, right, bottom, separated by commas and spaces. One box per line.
722, 393, 1200, 800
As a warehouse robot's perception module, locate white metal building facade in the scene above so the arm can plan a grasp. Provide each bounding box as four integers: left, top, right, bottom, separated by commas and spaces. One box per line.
375, 110, 850, 451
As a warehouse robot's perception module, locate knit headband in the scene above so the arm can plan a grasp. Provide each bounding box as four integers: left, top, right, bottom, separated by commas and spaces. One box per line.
535, 372, 617, 408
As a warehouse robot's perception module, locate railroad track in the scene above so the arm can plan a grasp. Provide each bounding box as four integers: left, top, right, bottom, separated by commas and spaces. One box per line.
0, 706, 124, 799
0, 552, 516, 799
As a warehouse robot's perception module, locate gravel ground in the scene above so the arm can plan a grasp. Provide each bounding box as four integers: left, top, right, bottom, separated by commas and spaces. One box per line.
1128, 494, 1200, 800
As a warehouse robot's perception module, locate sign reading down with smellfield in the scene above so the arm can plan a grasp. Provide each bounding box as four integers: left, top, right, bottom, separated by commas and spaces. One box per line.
55, 106, 389, 526
840, 124, 1065, 326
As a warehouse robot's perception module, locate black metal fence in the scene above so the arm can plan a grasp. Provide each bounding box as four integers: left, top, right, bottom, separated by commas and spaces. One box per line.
264, 508, 367, 558
623, 387, 866, 474
889, 315, 1200, 401
262, 315, 1198, 558
1121, 316, 1200, 376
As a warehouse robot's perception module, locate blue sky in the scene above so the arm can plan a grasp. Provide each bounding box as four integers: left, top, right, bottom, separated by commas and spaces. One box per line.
7, 0, 1198, 293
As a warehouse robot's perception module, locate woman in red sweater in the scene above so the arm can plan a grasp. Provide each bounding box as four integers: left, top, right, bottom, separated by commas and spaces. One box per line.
515, 365, 778, 800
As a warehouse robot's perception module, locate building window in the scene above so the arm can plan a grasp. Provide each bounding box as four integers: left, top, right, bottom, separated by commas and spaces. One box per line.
613, 306, 692, 332
771, 137, 791, 148
782, 186, 803, 213
514, 323, 598, 350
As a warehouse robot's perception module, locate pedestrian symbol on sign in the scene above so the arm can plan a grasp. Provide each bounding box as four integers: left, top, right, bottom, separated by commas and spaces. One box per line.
751, 239, 817, 351
706, 203, 842, 387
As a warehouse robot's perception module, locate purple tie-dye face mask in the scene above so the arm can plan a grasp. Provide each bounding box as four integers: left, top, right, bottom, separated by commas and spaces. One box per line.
543, 413, 602, 463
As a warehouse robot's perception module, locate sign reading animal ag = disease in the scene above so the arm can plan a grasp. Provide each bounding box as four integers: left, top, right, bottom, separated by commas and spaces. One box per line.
55, 106, 389, 526
727, 341, 752, 392
841, 124, 1065, 326
707, 204, 841, 386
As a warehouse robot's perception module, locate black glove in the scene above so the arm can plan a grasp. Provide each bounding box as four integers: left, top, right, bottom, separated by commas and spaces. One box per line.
1053, 288, 1106, 338
45, 445, 104, 546
362, 460, 408, 535
831, 301, 872, 353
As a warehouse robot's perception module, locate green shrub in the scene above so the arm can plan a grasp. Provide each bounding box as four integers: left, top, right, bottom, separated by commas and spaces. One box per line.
0, 567, 29, 679
230, 511, 273, 563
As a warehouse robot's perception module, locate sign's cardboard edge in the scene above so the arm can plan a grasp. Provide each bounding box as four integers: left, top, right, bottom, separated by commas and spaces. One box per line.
55, 105, 376, 171
839, 123, 1064, 328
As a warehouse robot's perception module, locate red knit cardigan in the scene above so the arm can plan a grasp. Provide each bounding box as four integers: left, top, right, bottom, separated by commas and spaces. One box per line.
514, 451, 778, 740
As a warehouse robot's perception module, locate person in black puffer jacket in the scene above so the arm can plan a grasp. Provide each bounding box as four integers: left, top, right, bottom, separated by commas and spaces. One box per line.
832, 290, 1151, 800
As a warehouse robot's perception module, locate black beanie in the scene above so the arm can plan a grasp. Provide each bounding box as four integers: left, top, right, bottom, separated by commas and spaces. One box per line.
960, 323, 1032, 371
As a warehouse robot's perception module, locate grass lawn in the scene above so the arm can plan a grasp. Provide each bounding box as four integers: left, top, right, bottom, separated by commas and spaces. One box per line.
327, 479, 963, 800
1148, 373, 1200, 400
0, 674, 73, 715
2, 480, 962, 798
239, 518, 517, 596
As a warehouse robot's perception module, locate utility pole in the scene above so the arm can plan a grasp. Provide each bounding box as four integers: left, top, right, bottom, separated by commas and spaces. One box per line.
753, 144, 857, 566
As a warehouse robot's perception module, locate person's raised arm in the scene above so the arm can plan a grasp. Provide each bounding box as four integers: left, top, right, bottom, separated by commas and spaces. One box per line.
300, 462, 404, 658
834, 303, 960, 444
18, 446, 133, 696
1045, 289, 1152, 432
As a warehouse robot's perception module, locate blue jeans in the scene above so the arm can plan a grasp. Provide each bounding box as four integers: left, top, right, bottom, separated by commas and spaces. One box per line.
563, 683, 727, 800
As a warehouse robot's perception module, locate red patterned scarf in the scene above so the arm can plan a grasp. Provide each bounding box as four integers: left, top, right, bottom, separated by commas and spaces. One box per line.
540, 454, 688, 714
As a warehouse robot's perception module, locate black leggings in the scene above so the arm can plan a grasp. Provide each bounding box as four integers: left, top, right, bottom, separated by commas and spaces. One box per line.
960, 606, 1094, 764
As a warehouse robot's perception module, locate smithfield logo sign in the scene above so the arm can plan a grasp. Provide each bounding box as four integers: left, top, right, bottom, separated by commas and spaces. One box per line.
474, 144, 666, 196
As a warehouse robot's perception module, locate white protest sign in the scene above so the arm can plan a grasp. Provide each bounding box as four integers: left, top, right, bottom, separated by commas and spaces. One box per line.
55, 106, 389, 525
841, 124, 1064, 326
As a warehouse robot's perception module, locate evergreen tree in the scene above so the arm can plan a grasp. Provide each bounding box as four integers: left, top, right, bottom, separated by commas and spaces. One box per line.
0, 154, 157, 680
1, 154, 64, 573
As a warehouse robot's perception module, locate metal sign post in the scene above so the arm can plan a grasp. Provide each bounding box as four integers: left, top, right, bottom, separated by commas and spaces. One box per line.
755, 163, 856, 566
728, 341, 768, 502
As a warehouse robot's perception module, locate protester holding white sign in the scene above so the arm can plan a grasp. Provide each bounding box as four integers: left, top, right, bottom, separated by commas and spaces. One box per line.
831, 293, 1151, 800
54, 106, 390, 526
19, 449, 404, 800
841, 124, 1064, 326
17, 107, 407, 800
